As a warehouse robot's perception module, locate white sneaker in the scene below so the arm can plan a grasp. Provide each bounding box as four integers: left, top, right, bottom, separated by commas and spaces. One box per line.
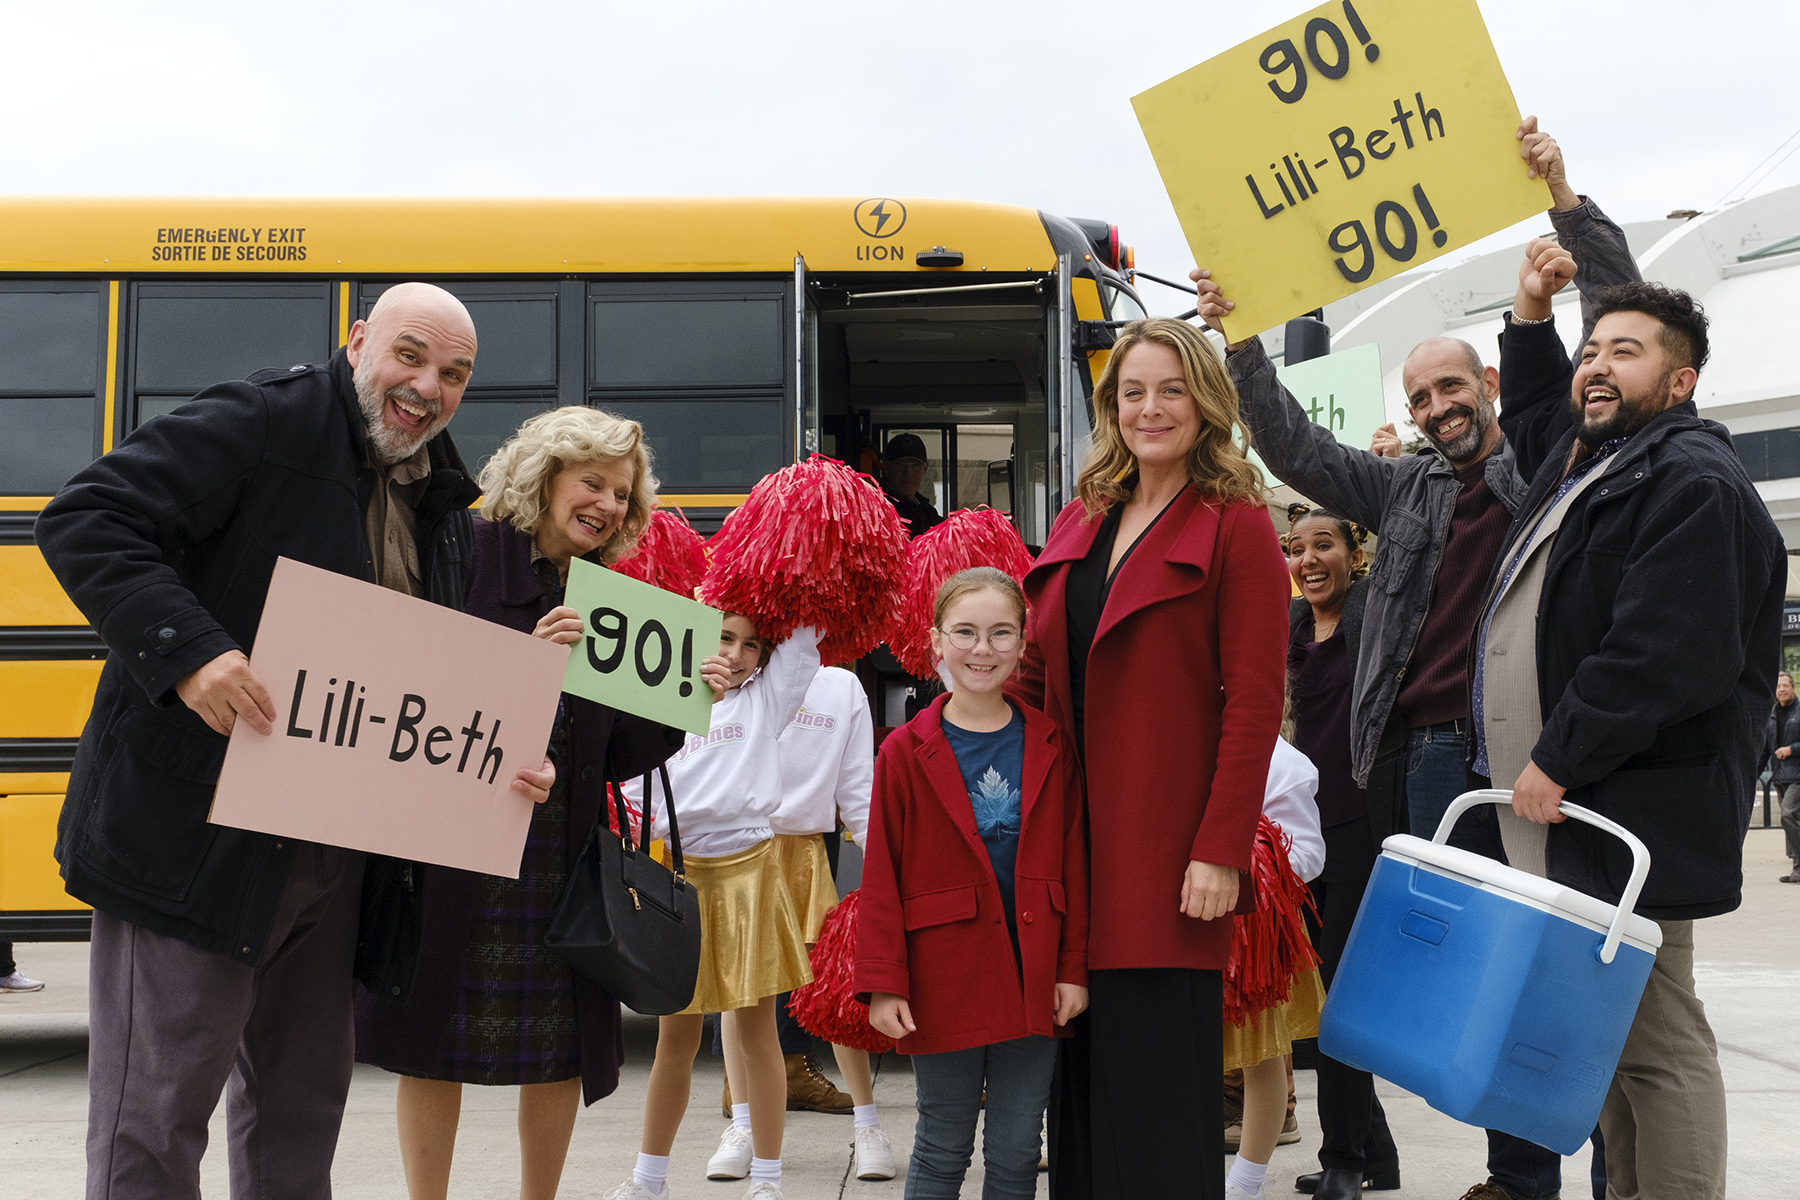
0, 971, 45, 992
854, 1127, 897, 1180
1224, 1182, 1265, 1200
741, 1184, 782, 1200
603, 1182, 668, 1200
707, 1126, 753, 1180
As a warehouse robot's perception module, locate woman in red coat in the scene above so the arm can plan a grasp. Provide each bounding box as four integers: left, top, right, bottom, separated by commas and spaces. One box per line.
1010, 317, 1290, 1200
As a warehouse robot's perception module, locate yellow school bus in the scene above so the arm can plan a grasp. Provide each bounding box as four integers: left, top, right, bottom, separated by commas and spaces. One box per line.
0, 195, 1145, 940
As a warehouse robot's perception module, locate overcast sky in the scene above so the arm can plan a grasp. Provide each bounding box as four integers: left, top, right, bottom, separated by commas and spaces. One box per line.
6, 0, 1797, 317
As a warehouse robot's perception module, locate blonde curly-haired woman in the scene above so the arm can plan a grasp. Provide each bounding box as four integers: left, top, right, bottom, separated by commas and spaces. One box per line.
356, 406, 683, 1200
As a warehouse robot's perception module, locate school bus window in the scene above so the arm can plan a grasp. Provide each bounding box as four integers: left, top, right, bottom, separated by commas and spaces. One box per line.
604, 399, 784, 491
132, 284, 331, 393
0, 290, 102, 392
1104, 283, 1148, 323
590, 297, 785, 387
0, 287, 104, 494
0, 398, 96, 495
454, 299, 557, 387
448, 398, 558, 476
363, 284, 560, 389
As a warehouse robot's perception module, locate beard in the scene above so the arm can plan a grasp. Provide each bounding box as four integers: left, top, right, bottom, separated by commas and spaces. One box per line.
1570, 371, 1673, 450
1425, 398, 1493, 464
354, 356, 446, 465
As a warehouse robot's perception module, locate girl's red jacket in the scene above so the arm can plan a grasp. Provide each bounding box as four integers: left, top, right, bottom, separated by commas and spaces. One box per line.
854, 693, 1089, 1056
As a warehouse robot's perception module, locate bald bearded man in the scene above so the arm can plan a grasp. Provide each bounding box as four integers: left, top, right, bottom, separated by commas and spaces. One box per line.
38, 283, 555, 1200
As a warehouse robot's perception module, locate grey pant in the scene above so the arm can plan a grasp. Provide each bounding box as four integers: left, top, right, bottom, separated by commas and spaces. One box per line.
87, 846, 364, 1200
1781, 782, 1800, 867
1601, 919, 1728, 1200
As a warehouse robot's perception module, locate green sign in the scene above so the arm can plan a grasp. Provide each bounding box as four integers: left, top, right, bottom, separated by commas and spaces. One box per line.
1252, 341, 1387, 486
561, 558, 723, 736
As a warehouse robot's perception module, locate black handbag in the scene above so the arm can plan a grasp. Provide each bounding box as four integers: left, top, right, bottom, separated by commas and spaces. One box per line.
545, 764, 702, 1015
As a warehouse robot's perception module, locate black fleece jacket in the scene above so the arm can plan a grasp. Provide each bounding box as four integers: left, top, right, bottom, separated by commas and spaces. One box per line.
37, 350, 479, 980
1494, 316, 1784, 919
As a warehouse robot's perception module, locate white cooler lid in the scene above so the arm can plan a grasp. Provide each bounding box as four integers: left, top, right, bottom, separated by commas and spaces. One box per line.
1381, 834, 1663, 954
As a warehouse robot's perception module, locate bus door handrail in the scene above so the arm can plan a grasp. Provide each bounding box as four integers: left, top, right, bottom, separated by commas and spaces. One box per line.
844, 279, 1046, 302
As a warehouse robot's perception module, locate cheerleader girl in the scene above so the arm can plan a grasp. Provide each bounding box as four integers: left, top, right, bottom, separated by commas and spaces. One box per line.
856, 567, 1088, 1200
710, 663, 895, 1183
1223, 734, 1326, 1200
605, 616, 821, 1200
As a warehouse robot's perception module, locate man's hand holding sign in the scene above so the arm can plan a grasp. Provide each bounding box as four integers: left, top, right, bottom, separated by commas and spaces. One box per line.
1133, 0, 1549, 338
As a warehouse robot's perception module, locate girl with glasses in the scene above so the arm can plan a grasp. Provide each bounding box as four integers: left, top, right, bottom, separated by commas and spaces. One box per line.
856, 567, 1089, 1200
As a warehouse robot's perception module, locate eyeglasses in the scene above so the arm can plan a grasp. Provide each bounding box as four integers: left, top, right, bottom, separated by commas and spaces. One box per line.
939, 626, 1020, 652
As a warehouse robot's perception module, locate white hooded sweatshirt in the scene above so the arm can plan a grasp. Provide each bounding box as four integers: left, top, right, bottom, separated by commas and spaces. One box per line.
772, 666, 875, 844
629, 625, 821, 857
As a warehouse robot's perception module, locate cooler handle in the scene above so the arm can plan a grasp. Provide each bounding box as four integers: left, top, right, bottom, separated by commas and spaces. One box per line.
1434, 790, 1651, 965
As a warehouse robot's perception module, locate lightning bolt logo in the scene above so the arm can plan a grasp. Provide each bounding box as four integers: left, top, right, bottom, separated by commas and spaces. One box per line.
854, 198, 906, 239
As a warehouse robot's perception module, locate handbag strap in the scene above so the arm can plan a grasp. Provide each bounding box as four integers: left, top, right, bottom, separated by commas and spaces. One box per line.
630, 763, 688, 879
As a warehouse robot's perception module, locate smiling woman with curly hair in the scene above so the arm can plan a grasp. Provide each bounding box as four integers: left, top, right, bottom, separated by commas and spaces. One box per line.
357, 405, 683, 1200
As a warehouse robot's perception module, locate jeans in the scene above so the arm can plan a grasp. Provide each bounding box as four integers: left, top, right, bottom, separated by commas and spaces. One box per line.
906, 1036, 1057, 1200
1397, 725, 1562, 1199
1403, 725, 1507, 859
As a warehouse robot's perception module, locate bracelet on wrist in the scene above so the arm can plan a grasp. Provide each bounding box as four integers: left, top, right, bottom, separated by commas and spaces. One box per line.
1509, 312, 1552, 326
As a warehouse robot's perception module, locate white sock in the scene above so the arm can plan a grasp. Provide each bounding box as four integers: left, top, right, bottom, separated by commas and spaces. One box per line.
633, 1152, 670, 1195
1226, 1154, 1267, 1194
732, 1102, 753, 1132
749, 1157, 781, 1187
853, 1103, 881, 1131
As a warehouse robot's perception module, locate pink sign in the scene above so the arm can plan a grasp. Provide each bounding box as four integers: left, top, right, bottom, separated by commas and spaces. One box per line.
210, 557, 568, 877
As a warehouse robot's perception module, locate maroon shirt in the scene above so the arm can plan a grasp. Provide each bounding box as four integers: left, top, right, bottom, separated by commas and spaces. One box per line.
1396, 458, 1514, 728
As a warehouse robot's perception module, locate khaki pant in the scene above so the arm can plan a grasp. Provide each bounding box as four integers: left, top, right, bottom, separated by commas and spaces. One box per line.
1602, 918, 1727, 1200
1496, 817, 1728, 1199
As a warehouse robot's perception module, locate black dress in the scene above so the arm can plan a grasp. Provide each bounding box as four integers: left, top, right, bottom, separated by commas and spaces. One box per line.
1051, 493, 1224, 1200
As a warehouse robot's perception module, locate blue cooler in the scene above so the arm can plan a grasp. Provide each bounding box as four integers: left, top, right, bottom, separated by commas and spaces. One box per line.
1318, 791, 1660, 1155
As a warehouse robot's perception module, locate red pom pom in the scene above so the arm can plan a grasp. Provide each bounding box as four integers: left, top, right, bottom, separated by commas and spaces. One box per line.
788, 890, 897, 1054
887, 508, 1034, 679
1223, 816, 1323, 1027
612, 507, 710, 598
700, 457, 910, 663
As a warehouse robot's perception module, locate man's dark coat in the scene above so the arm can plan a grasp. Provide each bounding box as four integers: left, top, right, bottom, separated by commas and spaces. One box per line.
1495, 318, 1784, 919
36, 350, 478, 991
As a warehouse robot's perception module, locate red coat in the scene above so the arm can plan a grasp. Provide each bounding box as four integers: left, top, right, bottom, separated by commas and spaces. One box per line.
854, 695, 1088, 1056
1010, 489, 1288, 971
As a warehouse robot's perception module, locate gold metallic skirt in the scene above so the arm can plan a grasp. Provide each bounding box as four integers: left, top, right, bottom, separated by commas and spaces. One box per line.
1222, 967, 1326, 1073
678, 838, 814, 1016
772, 833, 840, 943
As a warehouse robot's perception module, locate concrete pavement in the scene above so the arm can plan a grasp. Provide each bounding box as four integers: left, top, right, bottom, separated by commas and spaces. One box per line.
4, 827, 1796, 1198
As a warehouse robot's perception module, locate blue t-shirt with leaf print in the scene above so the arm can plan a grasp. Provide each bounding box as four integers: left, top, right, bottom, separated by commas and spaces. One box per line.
941, 706, 1026, 958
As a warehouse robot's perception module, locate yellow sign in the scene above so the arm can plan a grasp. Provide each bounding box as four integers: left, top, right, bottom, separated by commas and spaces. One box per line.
1133, 0, 1546, 339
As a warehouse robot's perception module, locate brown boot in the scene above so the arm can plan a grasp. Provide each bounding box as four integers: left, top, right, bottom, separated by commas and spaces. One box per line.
785, 1052, 854, 1114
